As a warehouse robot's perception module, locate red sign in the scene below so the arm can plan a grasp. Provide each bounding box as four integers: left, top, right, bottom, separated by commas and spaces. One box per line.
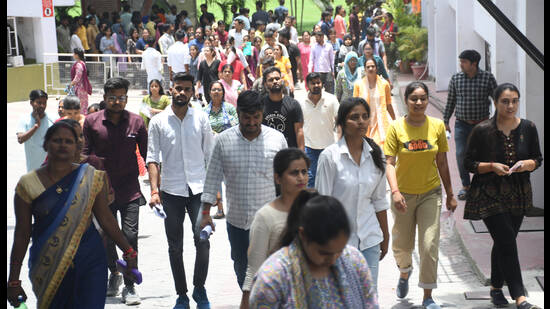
43, 0, 53, 17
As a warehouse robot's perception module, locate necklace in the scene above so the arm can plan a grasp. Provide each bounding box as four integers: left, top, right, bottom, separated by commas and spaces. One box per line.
44, 167, 66, 194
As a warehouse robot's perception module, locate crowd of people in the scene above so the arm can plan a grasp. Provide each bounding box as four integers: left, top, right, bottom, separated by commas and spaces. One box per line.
8, 1, 542, 309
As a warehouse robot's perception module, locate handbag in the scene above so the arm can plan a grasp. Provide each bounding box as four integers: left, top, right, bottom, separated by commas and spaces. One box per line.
65, 84, 76, 96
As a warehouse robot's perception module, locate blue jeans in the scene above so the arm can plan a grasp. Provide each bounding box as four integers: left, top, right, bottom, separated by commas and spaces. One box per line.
361, 243, 381, 293
454, 120, 475, 187
305, 146, 324, 188
226, 222, 250, 289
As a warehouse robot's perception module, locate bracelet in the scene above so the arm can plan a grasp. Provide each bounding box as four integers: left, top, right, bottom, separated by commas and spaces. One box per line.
202, 210, 210, 215
124, 247, 135, 256
151, 190, 159, 197
391, 189, 400, 195
7, 280, 21, 288
123, 248, 137, 260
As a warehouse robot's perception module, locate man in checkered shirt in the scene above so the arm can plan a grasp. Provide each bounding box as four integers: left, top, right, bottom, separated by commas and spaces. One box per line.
443, 49, 497, 200
199, 90, 288, 289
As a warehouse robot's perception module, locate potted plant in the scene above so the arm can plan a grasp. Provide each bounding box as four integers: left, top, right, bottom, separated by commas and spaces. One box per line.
397, 25, 428, 79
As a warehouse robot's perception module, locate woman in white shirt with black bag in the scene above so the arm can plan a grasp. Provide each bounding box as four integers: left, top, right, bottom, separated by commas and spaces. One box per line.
315, 96, 390, 293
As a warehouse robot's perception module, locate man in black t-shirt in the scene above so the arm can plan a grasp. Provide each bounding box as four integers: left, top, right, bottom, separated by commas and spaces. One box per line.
278, 28, 301, 89
199, 4, 215, 28
262, 66, 304, 150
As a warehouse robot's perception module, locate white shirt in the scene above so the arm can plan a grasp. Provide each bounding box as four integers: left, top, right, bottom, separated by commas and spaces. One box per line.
309, 41, 334, 73
201, 125, 288, 230
228, 28, 248, 49
141, 47, 163, 84
70, 34, 84, 52
300, 91, 339, 150
315, 137, 389, 251
167, 41, 191, 74
146, 106, 215, 196
158, 33, 176, 55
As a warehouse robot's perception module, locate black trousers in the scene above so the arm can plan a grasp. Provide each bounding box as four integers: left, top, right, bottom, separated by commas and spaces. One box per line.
482, 212, 525, 299
106, 198, 142, 287
161, 190, 209, 295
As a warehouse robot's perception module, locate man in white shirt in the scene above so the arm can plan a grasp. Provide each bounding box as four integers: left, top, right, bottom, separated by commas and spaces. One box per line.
199, 90, 288, 289
299, 72, 339, 188
16, 89, 55, 172
147, 73, 214, 309
158, 23, 175, 55
228, 19, 248, 48
167, 30, 191, 84
141, 37, 163, 87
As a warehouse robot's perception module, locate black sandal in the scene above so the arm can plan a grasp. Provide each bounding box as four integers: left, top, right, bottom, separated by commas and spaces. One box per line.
517, 301, 541, 309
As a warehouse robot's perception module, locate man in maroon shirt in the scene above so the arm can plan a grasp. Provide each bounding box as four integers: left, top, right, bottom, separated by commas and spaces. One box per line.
82, 77, 147, 305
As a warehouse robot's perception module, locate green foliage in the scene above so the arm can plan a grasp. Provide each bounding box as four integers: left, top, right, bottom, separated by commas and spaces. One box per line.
382, 0, 420, 28
206, 0, 245, 25
396, 25, 428, 63
344, 0, 376, 13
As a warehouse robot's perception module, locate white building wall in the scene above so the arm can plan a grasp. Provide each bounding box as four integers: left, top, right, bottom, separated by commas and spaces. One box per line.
8, 0, 64, 64
433, 0, 456, 91
524, 0, 544, 209
426, 0, 544, 209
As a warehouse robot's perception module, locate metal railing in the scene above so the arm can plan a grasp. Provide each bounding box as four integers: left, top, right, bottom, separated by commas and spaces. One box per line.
43, 53, 171, 96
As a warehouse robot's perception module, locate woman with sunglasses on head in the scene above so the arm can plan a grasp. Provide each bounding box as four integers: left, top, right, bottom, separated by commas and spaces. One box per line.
463, 83, 542, 309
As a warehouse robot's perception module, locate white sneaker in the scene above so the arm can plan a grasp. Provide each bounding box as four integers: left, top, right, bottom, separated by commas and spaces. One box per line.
106, 273, 123, 296
121, 286, 141, 305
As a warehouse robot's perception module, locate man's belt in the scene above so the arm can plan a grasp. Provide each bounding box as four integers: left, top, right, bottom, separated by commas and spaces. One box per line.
459, 118, 488, 125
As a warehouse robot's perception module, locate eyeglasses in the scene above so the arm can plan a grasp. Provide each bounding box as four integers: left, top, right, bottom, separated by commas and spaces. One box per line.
106, 95, 128, 103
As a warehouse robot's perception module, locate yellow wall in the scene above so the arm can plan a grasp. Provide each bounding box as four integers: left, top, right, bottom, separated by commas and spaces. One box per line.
7, 64, 64, 102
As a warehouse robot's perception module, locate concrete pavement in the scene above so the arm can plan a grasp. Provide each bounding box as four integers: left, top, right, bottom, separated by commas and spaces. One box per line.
6, 81, 544, 308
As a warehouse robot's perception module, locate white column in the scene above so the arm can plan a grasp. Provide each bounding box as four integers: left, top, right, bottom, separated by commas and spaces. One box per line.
433, 0, 457, 91
32, 16, 58, 64
523, 0, 544, 209
455, 0, 485, 71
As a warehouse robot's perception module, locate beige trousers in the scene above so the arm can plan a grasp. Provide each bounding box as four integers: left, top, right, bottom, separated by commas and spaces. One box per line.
391, 186, 442, 289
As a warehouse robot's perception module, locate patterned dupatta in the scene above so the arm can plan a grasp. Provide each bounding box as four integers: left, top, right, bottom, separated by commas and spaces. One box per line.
23, 164, 102, 308
288, 240, 369, 308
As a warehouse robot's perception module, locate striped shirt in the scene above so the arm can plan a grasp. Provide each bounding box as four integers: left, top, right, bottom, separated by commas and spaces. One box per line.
201, 125, 288, 230
443, 69, 497, 125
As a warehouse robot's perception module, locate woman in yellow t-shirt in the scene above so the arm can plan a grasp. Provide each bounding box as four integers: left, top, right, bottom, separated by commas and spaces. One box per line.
273, 44, 294, 94
383, 81, 457, 309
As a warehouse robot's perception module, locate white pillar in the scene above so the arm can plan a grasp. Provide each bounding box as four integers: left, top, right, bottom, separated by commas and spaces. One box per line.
33, 16, 58, 64
455, 0, 485, 71
433, 0, 456, 91
523, 0, 544, 209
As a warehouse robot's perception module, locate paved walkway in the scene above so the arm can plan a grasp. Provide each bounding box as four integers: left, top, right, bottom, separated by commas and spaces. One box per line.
6, 80, 544, 308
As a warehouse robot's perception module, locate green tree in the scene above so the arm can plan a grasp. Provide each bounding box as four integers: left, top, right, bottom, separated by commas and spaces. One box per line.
344, 0, 377, 13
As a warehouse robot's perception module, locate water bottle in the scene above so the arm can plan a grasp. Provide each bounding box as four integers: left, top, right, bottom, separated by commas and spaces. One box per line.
116, 259, 143, 284
15, 296, 27, 309
446, 130, 451, 140
200, 225, 213, 240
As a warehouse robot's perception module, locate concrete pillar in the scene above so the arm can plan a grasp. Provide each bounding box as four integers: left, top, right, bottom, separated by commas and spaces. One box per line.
433, 0, 456, 91
494, 0, 519, 86
455, 0, 485, 71
523, 0, 544, 209
33, 17, 58, 64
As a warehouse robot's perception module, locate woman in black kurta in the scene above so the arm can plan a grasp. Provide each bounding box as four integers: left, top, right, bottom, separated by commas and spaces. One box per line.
463, 83, 542, 309
196, 46, 221, 103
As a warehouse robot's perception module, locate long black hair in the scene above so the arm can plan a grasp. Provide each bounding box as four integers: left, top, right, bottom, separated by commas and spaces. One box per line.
279, 190, 350, 248
273, 148, 311, 192
336, 97, 385, 172
73, 48, 89, 76
148, 79, 165, 96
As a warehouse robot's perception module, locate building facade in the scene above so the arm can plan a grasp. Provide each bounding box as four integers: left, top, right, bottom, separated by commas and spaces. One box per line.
423, 0, 544, 209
